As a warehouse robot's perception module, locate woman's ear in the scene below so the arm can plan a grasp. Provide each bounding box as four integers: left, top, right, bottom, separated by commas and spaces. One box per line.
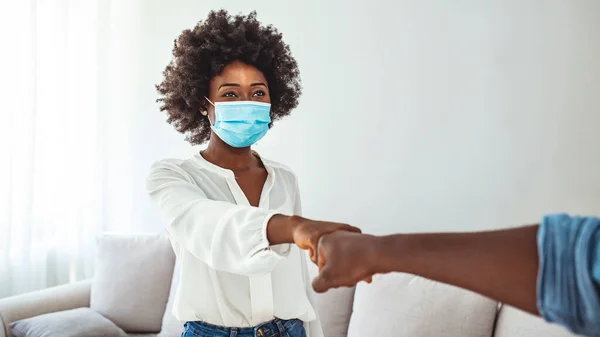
200, 97, 210, 115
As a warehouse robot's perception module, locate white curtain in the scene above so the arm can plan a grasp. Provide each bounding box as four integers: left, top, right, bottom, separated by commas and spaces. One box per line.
0, 0, 117, 298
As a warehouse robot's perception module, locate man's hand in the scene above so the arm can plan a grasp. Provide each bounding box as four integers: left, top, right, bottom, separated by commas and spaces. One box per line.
291, 218, 362, 264
312, 231, 379, 293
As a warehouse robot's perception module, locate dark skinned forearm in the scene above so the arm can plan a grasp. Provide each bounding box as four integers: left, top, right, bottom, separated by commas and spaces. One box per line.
375, 225, 540, 314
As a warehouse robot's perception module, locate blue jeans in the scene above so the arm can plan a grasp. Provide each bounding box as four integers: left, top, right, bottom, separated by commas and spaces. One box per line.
182, 318, 306, 337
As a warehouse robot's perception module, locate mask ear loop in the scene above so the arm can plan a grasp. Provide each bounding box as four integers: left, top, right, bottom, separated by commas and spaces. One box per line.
203, 97, 216, 126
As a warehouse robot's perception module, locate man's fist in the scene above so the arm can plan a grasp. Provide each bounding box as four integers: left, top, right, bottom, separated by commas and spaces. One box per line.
312, 231, 380, 293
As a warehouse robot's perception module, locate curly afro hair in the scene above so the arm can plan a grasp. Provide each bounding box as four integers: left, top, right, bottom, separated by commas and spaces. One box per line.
156, 10, 302, 145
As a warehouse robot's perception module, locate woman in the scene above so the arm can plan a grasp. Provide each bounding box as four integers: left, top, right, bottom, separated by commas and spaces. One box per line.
147, 10, 359, 337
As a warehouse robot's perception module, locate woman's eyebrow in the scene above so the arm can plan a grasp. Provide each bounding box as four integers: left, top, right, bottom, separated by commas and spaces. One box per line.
218, 83, 240, 89
218, 82, 266, 89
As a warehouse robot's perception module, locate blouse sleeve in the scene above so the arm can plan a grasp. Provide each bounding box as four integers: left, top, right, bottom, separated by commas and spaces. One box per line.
146, 160, 289, 276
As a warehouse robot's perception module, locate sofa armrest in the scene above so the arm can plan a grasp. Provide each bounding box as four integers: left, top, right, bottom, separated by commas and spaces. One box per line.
0, 280, 92, 337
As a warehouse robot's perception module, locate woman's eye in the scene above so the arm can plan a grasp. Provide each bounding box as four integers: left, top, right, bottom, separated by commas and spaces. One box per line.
253, 90, 266, 97
223, 92, 237, 98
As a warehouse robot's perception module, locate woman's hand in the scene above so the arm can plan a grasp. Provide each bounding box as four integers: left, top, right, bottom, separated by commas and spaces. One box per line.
266, 215, 361, 264
291, 217, 362, 263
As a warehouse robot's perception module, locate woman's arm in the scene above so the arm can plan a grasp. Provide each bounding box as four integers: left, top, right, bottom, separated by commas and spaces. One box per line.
147, 160, 358, 276
312, 214, 600, 335
147, 160, 284, 275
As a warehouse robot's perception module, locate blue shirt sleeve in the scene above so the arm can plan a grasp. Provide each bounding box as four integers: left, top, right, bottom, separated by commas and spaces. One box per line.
537, 213, 600, 336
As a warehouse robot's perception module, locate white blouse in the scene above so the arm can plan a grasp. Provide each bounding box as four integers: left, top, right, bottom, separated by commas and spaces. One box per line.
146, 153, 323, 337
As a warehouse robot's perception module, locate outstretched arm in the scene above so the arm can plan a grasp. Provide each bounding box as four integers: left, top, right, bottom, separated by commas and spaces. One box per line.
312, 226, 539, 312
147, 160, 360, 276
312, 214, 600, 336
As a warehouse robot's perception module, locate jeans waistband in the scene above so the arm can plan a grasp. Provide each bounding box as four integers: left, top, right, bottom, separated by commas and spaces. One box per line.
185, 318, 302, 337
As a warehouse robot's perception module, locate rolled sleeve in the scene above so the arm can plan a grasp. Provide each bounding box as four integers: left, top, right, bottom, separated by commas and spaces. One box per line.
537, 213, 600, 335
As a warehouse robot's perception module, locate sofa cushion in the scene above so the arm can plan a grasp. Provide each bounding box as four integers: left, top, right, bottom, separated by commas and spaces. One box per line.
91, 234, 175, 333
313, 286, 355, 337
348, 273, 498, 337
494, 305, 581, 337
305, 256, 355, 337
10, 307, 127, 337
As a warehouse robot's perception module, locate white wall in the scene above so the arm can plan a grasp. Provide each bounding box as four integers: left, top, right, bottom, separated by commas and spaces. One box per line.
117, 0, 600, 235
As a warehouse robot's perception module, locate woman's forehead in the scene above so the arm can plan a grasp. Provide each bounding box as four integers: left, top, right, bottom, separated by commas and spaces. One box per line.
213, 61, 267, 85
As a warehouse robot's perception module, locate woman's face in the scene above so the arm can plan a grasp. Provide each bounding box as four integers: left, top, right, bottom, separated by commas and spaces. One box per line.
204, 61, 271, 123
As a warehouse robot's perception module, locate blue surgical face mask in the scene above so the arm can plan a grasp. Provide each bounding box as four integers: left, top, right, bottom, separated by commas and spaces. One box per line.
205, 97, 272, 148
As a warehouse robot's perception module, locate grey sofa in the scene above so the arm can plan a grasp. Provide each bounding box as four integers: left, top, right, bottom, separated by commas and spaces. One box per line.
0, 234, 581, 337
